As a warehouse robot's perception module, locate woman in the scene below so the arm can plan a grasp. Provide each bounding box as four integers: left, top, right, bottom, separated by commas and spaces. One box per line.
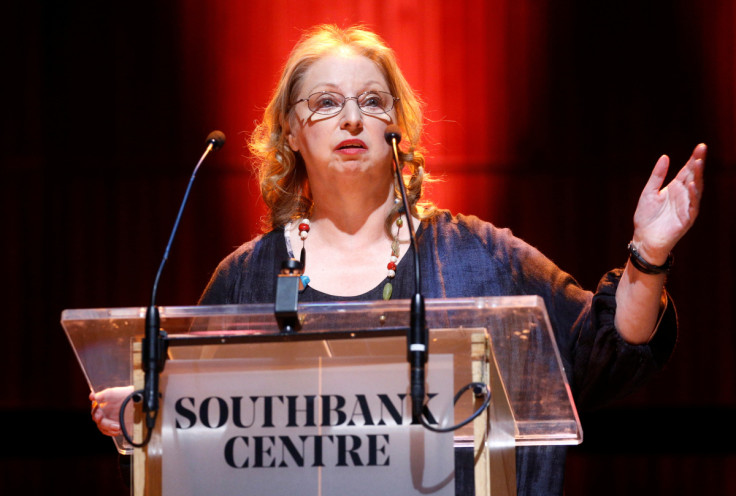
92, 25, 705, 494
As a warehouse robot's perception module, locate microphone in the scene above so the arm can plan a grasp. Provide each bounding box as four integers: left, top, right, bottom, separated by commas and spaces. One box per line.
384, 125, 402, 146
384, 125, 427, 424
140, 130, 226, 438
206, 130, 226, 151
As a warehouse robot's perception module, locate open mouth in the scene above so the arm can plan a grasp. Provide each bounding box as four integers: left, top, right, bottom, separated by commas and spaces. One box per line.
336, 140, 367, 151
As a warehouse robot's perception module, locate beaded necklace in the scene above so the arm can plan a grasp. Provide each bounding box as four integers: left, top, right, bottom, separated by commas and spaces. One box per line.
284, 214, 403, 300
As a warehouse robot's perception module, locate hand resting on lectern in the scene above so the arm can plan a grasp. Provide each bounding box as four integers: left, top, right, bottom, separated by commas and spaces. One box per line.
90, 386, 134, 437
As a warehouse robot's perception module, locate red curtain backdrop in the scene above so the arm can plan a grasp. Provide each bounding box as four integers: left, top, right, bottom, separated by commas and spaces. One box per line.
176, 0, 555, 225
2, 1, 735, 494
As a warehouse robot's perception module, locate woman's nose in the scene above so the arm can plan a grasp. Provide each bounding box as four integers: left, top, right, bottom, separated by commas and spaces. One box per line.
339, 98, 364, 131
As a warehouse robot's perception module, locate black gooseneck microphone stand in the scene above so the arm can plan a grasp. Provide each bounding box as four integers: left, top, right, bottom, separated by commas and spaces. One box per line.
384, 125, 427, 424
120, 130, 225, 447
384, 125, 491, 432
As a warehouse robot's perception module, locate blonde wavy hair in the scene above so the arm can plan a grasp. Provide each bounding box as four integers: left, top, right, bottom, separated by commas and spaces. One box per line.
249, 24, 434, 232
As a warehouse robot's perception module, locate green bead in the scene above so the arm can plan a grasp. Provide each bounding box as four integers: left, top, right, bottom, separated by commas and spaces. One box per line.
396, 217, 404, 227
383, 282, 393, 300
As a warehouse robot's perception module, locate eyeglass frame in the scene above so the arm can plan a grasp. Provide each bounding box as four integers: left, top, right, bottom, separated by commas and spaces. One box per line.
292, 90, 400, 116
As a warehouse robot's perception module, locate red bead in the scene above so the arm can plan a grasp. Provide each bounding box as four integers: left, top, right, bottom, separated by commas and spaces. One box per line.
387, 261, 397, 271
298, 223, 310, 232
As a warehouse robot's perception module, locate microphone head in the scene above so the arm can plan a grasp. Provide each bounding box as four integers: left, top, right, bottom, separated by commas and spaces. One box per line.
206, 130, 226, 151
384, 125, 402, 145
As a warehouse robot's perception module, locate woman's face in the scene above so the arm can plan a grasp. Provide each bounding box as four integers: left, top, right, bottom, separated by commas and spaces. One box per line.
287, 53, 397, 191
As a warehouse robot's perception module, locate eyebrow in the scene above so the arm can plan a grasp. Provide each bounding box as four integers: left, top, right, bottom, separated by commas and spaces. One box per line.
305, 80, 387, 95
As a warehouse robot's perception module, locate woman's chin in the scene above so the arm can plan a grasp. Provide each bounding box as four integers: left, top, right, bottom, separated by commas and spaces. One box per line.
330, 158, 377, 175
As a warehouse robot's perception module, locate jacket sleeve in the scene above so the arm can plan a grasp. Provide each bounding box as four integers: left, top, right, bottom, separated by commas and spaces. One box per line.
504, 231, 677, 411
452, 214, 678, 411
568, 269, 677, 410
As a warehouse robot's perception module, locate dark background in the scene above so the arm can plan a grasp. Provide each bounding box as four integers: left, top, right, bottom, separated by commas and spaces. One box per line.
2, 1, 734, 494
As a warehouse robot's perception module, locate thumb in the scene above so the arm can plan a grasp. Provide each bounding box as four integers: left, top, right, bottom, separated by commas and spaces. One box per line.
643, 155, 670, 193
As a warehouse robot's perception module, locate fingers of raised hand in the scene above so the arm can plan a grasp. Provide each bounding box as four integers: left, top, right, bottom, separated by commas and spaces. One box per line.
692, 143, 707, 160
676, 143, 707, 184
677, 145, 706, 210
687, 181, 703, 219
690, 153, 705, 198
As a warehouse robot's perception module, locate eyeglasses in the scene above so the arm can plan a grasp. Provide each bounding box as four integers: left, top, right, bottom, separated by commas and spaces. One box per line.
293, 90, 399, 116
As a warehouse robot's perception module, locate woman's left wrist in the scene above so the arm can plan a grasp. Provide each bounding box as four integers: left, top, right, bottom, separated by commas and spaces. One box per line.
630, 235, 672, 265
627, 241, 673, 275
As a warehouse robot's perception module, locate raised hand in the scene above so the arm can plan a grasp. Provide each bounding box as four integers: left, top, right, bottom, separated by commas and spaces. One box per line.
631, 143, 706, 264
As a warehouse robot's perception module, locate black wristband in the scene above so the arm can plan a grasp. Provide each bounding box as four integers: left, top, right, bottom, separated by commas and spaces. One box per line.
627, 241, 673, 275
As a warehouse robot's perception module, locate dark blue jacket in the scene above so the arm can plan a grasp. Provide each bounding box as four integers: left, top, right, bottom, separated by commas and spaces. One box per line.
200, 211, 676, 495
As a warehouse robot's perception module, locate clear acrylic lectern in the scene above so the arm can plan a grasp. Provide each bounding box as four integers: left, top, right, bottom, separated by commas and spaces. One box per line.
62, 296, 582, 496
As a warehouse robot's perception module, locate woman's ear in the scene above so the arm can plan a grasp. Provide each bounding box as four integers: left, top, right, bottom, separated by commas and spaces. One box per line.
287, 130, 299, 152
284, 112, 300, 152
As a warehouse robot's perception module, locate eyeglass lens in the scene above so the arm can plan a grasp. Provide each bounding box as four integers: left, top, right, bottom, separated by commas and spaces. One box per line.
307, 91, 395, 115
